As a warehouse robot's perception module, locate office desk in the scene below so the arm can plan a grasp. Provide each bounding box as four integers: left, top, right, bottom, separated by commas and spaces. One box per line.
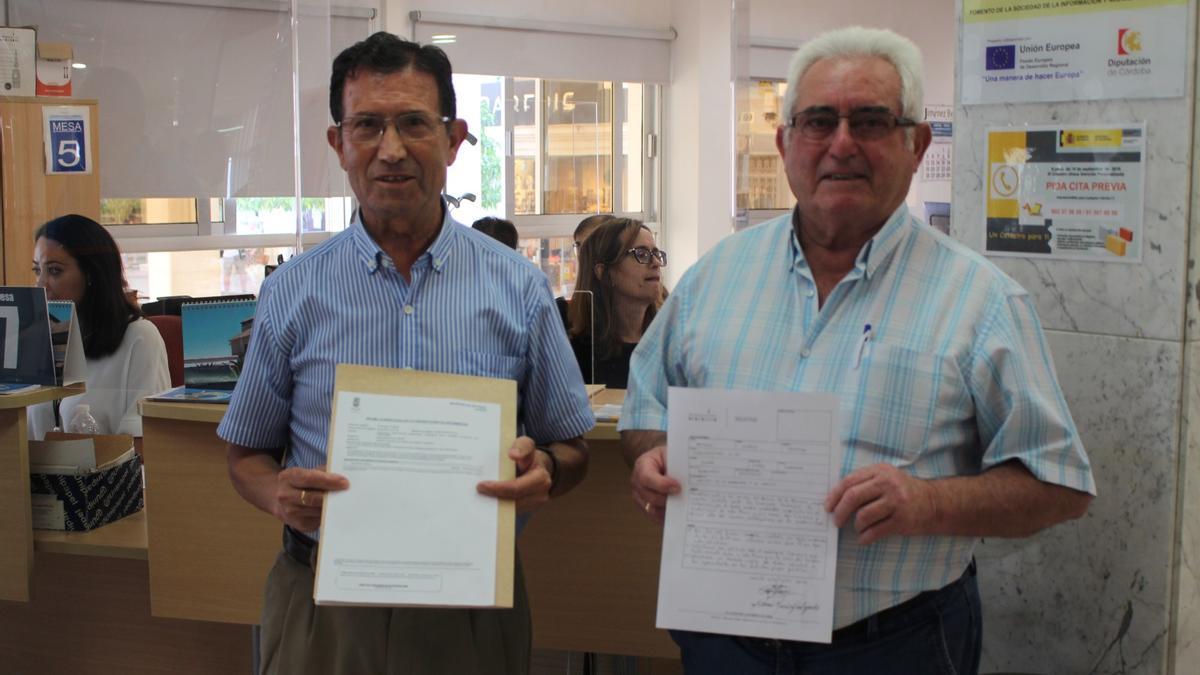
519, 390, 676, 658
140, 390, 677, 658
140, 401, 278, 624
0, 510, 252, 675
0, 389, 251, 675
0, 385, 84, 602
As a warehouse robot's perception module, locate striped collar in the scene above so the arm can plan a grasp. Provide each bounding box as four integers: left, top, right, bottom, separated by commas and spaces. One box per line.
349, 202, 460, 275
788, 202, 911, 281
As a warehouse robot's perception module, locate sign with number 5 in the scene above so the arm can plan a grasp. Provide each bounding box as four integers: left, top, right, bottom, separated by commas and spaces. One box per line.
42, 105, 92, 175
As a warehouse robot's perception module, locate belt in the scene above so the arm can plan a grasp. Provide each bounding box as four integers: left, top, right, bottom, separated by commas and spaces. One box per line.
283, 526, 318, 568
830, 558, 977, 643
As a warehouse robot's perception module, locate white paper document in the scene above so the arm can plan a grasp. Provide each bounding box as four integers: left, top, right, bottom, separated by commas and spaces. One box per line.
657, 387, 842, 643
314, 391, 501, 607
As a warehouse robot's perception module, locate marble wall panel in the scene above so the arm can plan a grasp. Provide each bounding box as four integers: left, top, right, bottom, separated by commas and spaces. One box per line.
1183, 2, 1200, 339
1174, 342, 1200, 671
977, 331, 1181, 675
951, 4, 1196, 344
951, 100, 1192, 343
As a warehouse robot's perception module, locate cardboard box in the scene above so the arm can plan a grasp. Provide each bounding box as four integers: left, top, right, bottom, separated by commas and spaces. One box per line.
0, 26, 36, 96
29, 432, 144, 531
36, 42, 72, 97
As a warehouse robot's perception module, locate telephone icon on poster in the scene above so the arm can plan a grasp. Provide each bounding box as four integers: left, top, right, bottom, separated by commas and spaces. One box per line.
991, 165, 1019, 198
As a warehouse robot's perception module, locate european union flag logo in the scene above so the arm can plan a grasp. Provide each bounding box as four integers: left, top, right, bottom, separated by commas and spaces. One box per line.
986, 45, 1016, 71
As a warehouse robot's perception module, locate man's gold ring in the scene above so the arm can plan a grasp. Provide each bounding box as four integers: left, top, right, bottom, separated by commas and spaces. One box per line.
300, 489, 308, 507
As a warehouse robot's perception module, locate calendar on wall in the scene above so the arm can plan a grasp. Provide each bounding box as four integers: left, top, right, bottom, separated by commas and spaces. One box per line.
921, 105, 953, 184
922, 132, 953, 182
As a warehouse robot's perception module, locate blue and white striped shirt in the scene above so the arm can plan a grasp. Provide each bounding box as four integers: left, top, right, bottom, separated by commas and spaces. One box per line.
218, 208, 594, 473
620, 204, 1094, 628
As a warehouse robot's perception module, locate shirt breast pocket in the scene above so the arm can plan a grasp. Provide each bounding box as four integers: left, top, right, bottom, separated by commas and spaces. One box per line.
456, 350, 524, 382
851, 344, 966, 465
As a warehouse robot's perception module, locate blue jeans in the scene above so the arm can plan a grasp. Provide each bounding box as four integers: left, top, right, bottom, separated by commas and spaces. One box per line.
670, 562, 981, 675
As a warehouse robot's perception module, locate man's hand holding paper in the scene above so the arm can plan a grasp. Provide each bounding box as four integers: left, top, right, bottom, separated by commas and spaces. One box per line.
275, 466, 349, 533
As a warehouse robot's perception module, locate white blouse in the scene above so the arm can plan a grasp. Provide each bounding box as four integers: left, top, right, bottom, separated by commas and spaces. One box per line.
29, 318, 171, 438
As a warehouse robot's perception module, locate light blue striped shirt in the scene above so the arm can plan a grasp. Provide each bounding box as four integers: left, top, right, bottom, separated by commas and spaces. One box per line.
620, 204, 1094, 628
218, 208, 594, 474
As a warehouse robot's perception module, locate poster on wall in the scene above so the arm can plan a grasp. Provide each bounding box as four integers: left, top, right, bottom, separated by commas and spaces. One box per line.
42, 105, 92, 175
961, 0, 1186, 105
984, 123, 1145, 263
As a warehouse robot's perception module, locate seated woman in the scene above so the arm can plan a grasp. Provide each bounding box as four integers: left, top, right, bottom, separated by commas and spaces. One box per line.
568, 218, 666, 389
29, 214, 171, 441
556, 213, 616, 327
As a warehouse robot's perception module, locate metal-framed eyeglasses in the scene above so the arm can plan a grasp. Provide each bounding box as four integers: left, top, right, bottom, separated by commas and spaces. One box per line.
625, 246, 667, 266
336, 112, 453, 144
786, 107, 917, 142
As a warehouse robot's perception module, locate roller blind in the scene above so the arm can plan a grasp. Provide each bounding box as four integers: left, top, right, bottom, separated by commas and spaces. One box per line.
12, 0, 373, 199
749, 44, 800, 81
411, 16, 671, 83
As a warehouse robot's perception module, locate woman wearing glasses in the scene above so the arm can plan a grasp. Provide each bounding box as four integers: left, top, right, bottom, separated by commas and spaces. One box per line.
568, 218, 666, 388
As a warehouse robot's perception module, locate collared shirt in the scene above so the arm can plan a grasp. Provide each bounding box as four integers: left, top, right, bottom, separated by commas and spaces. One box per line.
620, 204, 1095, 628
218, 208, 594, 475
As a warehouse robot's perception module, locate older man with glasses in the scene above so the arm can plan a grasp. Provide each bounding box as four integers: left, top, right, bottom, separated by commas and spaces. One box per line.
620, 26, 1095, 674
219, 32, 593, 675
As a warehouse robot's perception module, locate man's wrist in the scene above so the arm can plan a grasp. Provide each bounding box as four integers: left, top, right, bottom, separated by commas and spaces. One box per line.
534, 444, 559, 491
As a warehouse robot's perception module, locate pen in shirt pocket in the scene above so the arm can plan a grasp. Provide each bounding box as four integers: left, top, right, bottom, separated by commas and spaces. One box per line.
853, 323, 872, 370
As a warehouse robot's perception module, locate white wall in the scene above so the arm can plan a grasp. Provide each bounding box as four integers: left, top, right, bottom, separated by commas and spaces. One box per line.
660, 0, 739, 286
749, 1, 957, 107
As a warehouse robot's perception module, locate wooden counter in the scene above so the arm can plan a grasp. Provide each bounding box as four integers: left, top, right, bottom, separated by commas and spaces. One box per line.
0, 387, 252, 675
140, 400, 278, 624
138, 390, 676, 658
0, 385, 85, 601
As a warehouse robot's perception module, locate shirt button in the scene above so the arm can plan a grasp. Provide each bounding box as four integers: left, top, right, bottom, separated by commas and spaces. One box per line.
806, 289, 815, 298
403, 304, 414, 315
801, 348, 811, 358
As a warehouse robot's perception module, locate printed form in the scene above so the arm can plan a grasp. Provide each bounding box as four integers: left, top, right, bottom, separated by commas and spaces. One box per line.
658, 387, 842, 642
314, 391, 502, 607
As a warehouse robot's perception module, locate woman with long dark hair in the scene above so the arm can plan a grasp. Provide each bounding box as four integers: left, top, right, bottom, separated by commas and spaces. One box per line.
29, 214, 170, 439
568, 218, 666, 388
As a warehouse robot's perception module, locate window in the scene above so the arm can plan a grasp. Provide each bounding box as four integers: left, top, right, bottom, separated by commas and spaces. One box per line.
444, 74, 660, 296
123, 246, 296, 301
737, 80, 792, 212
100, 198, 198, 226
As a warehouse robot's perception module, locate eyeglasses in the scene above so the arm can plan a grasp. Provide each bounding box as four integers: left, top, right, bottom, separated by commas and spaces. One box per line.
786, 107, 916, 142
336, 112, 452, 144
625, 246, 667, 266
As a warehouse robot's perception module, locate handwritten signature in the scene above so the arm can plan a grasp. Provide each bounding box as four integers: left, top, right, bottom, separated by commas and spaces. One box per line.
750, 584, 820, 615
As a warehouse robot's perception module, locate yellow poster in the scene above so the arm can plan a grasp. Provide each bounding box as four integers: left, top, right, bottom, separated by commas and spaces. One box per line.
984, 123, 1145, 262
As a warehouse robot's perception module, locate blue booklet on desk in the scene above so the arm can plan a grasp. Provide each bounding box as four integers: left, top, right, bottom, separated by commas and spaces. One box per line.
147, 298, 256, 404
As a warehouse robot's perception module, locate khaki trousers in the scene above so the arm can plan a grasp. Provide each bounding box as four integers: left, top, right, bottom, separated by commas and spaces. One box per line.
259, 550, 531, 675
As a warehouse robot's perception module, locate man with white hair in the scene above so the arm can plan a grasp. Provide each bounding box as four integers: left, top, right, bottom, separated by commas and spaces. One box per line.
620, 26, 1095, 672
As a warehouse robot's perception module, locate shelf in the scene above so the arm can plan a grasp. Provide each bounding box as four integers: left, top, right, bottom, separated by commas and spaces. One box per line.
33, 510, 148, 560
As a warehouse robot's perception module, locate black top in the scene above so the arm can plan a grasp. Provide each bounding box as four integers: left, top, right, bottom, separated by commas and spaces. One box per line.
570, 337, 637, 389
555, 296, 570, 330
